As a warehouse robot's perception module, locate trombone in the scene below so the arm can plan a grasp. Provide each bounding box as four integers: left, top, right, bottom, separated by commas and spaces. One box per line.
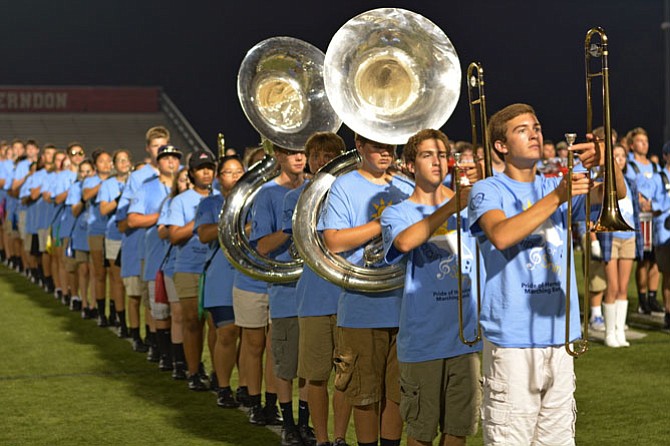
564, 27, 634, 357
454, 62, 489, 346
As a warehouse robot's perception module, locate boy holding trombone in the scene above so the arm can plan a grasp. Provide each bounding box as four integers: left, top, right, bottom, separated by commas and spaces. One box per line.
381, 129, 481, 446
467, 103, 626, 445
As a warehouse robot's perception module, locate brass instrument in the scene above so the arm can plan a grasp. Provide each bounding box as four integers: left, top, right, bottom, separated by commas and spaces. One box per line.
218, 36, 341, 283
217, 133, 225, 159
564, 27, 634, 357
454, 62, 488, 346
293, 8, 462, 291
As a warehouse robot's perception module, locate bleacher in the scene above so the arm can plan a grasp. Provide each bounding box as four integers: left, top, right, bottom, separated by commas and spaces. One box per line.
0, 86, 208, 161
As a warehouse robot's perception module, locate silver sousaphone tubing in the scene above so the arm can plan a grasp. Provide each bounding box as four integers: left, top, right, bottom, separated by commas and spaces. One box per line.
293, 8, 462, 291
219, 37, 341, 283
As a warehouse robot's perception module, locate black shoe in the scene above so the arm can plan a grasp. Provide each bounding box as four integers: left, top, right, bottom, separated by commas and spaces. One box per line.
281, 427, 303, 446
81, 307, 93, 320
638, 295, 651, 315
649, 298, 664, 314
147, 345, 160, 362
172, 362, 187, 380
248, 404, 266, 426
62, 294, 70, 307
664, 313, 670, 330
263, 404, 283, 426
333, 438, 349, 446
187, 373, 210, 391
236, 387, 251, 408
298, 425, 316, 446
97, 314, 109, 328
89, 307, 99, 319
71, 298, 82, 312
216, 388, 240, 408
158, 355, 173, 372
55, 289, 63, 301
117, 325, 130, 338
132, 338, 149, 353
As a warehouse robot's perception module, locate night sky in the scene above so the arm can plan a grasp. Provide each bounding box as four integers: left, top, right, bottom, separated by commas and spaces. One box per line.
1, 1, 666, 153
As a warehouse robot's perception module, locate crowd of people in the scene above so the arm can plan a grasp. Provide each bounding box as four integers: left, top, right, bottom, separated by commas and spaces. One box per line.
0, 109, 669, 446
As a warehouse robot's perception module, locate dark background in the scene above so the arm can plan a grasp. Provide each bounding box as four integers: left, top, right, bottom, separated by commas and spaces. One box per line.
1, 1, 667, 153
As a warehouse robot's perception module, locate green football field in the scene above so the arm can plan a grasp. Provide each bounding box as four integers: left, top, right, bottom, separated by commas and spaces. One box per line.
0, 258, 668, 445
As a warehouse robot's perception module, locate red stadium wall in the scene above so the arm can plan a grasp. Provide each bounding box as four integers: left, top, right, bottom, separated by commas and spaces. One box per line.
0, 86, 160, 112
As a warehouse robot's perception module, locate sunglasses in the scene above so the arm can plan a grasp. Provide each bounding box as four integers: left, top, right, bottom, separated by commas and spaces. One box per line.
69, 150, 85, 157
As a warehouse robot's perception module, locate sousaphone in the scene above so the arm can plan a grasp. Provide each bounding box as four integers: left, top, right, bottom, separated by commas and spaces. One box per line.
293, 8, 462, 291
219, 36, 341, 283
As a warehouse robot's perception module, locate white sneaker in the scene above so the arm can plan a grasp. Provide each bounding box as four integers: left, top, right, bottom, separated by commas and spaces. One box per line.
589, 316, 605, 332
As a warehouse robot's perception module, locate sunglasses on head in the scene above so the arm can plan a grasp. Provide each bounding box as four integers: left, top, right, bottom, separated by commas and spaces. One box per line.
70, 150, 85, 156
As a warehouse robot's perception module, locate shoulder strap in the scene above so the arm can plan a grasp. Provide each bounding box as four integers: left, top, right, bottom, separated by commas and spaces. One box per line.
652, 162, 660, 173
660, 170, 670, 193
628, 160, 640, 174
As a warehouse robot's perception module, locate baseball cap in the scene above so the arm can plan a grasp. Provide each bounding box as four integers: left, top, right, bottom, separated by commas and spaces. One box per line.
189, 149, 217, 170
157, 144, 182, 160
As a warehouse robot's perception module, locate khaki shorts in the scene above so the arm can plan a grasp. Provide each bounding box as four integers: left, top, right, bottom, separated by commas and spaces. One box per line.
271, 317, 300, 380
174, 272, 200, 300
399, 354, 482, 442
582, 234, 606, 293
232, 287, 269, 328
38, 228, 49, 252
298, 315, 338, 381
18, 211, 27, 238
74, 250, 90, 264
88, 234, 104, 252
164, 274, 179, 303
610, 236, 635, 260
105, 238, 121, 261
123, 275, 143, 297
656, 244, 670, 275
334, 326, 400, 406
62, 237, 78, 273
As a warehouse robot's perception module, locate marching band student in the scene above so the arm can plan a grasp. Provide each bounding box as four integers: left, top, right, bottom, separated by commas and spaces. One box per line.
597, 144, 642, 347
4, 140, 26, 271
117, 126, 170, 356
321, 133, 414, 446
467, 103, 625, 445
98, 149, 133, 337
31, 144, 58, 294
12, 140, 39, 272
82, 149, 113, 327
381, 129, 481, 446
638, 141, 670, 330
128, 145, 182, 371
288, 132, 351, 446
54, 144, 85, 307
251, 144, 315, 446
624, 127, 663, 315
195, 155, 245, 408
165, 149, 218, 391
20, 159, 41, 283
43, 149, 68, 301
67, 159, 96, 319
158, 167, 190, 380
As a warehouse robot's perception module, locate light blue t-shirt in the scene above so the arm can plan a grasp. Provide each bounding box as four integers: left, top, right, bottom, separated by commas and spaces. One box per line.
319, 170, 414, 328
283, 182, 342, 317
638, 167, 670, 247
82, 175, 108, 236
119, 165, 158, 278
24, 169, 46, 234
65, 181, 89, 252
97, 176, 125, 241
194, 194, 235, 308
54, 171, 77, 239
382, 198, 482, 362
250, 179, 298, 318
165, 188, 218, 274
129, 177, 172, 281
467, 173, 583, 348
157, 197, 178, 278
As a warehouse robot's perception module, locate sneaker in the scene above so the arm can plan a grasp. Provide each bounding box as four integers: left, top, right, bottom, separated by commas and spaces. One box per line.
298, 424, 317, 446
236, 387, 251, 408
70, 297, 82, 312
638, 296, 651, 315
89, 307, 99, 319
97, 314, 109, 328
187, 373, 210, 391
62, 294, 70, 307
281, 427, 303, 446
172, 362, 187, 380
54, 288, 62, 301
263, 404, 283, 426
664, 313, 670, 330
117, 325, 130, 338
333, 438, 349, 446
216, 388, 240, 409
158, 355, 173, 372
132, 338, 149, 353
146, 345, 160, 363
248, 404, 266, 426
649, 298, 665, 315
81, 308, 93, 320
589, 316, 605, 332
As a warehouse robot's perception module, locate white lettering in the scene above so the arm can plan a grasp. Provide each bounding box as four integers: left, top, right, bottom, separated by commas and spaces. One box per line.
7, 93, 17, 108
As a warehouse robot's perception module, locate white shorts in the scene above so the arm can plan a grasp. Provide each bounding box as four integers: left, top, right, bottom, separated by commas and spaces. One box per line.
481, 338, 576, 446
38, 228, 49, 252
105, 238, 121, 261
148, 280, 170, 320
